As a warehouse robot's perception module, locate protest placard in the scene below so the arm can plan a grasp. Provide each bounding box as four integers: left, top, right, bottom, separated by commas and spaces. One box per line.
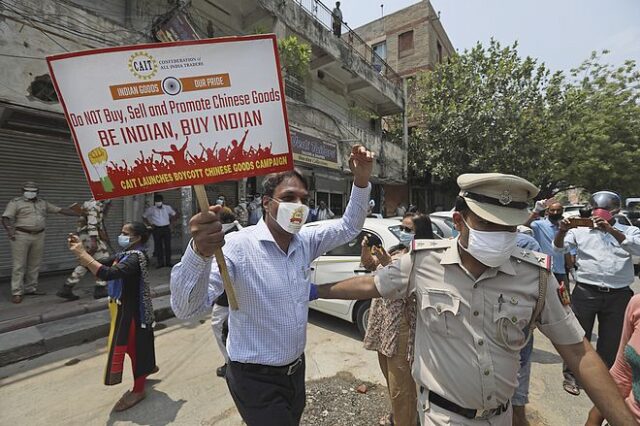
48, 35, 294, 309
47, 34, 293, 200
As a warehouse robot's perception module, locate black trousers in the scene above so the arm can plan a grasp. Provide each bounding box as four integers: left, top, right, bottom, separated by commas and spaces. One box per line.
152, 226, 172, 266
226, 357, 306, 426
563, 283, 633, 383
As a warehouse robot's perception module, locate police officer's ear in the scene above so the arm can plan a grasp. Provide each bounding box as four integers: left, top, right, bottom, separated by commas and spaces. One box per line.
452, 211, 465, 232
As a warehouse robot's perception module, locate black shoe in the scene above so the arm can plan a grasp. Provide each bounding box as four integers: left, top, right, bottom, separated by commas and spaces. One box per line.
216, 364, 227, 377
57, 286, 80, 301
93, 286, 108, 299
24, 290, 46, 296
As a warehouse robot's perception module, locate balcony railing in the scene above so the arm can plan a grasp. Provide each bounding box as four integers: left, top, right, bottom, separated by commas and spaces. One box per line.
292, 0, 401, 86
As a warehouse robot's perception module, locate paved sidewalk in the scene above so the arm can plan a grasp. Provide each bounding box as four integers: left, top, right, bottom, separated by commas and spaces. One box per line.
0, 258, 181, 367
0, 259, 176, 333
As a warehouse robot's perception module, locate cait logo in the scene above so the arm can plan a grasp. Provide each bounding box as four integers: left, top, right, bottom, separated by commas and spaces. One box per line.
128, 51, 158, 80
290, 206, 306, 225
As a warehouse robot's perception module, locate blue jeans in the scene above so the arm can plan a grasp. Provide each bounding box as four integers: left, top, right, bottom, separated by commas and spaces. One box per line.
512, 331, 534, 406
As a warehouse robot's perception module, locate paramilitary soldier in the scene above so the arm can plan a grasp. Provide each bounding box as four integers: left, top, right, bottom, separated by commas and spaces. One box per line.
317, 173, 635, 426
57, 199, 111, 300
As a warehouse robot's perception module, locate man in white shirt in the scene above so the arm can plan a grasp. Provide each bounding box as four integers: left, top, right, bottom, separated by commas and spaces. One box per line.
316, 200, 335, 221
143, 194, 177, 268
170, 145, 374, 425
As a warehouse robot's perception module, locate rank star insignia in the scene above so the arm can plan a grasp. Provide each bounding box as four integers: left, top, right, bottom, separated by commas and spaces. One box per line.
499, 190, 513, 205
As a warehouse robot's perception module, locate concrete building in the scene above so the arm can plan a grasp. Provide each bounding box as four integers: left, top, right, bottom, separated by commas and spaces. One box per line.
0, 0, 405, 277
354, 0, 455, 213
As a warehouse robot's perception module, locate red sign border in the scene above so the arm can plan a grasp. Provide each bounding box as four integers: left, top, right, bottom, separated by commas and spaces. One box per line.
46, 34, 293, 200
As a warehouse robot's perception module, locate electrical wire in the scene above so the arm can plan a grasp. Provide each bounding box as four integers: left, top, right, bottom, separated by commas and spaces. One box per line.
0, 53, 46, 60
1, 1, 144, 45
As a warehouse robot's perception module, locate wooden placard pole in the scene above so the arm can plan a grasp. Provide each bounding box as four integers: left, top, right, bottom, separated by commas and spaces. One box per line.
193, 184, 239, 310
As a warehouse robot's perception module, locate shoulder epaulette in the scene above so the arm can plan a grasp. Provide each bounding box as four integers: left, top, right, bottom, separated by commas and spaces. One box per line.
412, 238, 454, 251
511, 249, 551, 271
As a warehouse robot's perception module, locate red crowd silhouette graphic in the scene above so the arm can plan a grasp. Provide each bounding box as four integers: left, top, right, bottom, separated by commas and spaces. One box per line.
102, 129, 276, 184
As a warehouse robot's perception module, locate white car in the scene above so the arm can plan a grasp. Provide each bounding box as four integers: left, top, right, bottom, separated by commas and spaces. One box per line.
307, 218, 431, 337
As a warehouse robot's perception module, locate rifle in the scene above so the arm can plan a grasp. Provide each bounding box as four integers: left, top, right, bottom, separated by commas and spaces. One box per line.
100, 200, 115, 253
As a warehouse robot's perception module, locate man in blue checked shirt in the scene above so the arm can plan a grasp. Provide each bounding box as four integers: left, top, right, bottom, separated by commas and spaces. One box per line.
170, 145, 374, 426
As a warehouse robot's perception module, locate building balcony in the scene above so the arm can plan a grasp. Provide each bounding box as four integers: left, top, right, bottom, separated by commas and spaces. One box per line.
257, 0, 404, 116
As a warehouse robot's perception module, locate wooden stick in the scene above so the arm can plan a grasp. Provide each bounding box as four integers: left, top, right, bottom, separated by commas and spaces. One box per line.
193, 184, 239, 310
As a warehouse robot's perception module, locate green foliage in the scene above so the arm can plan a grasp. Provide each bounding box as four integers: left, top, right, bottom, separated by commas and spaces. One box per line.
277, 36, 311, 81
547, 53, 640, 196
252, 24, 269, 35
410, 40, 640, 197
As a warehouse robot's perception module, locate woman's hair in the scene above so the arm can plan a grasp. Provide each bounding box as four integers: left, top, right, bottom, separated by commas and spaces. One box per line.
412, 214, 434, 239
388, 243, 408, 256
128, 221, 150, 244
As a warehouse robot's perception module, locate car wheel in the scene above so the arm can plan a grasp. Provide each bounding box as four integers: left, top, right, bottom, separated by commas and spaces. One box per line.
354, 300, 371, 339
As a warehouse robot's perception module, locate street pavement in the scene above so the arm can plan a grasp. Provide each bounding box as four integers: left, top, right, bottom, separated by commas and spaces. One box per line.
0, 306, 612, 426
1, 272, 637, 425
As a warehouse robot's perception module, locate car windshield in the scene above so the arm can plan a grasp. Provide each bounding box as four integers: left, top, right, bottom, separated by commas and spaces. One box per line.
388, 225, 414, 244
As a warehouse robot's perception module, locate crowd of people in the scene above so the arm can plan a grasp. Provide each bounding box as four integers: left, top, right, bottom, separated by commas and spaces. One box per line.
166, 145, 640, 426
3, 145, 640, 424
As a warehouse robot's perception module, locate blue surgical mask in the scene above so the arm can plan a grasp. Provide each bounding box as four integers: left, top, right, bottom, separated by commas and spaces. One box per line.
117, 234, 131, 248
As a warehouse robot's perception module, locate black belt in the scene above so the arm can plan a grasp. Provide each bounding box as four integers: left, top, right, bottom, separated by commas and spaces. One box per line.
230, 355, 304, 376
153, 225, 170, 228
15, 227, 44, 234
423, 387, 509, 420
576, 282, 630, 293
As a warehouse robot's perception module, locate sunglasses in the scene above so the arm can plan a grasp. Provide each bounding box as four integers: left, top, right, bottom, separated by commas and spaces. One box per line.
400, 226, 414, 233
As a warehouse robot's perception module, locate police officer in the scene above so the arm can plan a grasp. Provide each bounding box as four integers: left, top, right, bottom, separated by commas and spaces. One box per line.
317, 173, 634, 425
2, 182, 78, 304
57, 199, 111, 301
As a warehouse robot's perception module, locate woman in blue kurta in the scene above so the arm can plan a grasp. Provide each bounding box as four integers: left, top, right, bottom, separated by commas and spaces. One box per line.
68, 221, 156, 412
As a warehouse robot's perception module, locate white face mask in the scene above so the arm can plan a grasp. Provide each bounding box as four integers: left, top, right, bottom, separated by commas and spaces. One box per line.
23, 191, 37, 200
155, 202, 163, 207
460, 217, 516, 267
270, 199, 309, 234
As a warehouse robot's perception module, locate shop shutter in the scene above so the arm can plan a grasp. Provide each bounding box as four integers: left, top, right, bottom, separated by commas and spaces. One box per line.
0, 130, 124, 277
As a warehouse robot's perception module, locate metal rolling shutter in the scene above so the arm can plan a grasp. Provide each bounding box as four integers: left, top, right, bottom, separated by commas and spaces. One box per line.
0, 130, 124, 277
204, 181, 239, 208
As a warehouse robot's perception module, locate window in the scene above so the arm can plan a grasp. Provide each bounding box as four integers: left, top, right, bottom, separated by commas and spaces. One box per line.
398, 31, 414, 57
325, 231, 383, 256
372, 41, 386, 73
437, 40, 443, 63
315, 191, 344, 216
330, 193, 344, 216
28, 74, 58, 103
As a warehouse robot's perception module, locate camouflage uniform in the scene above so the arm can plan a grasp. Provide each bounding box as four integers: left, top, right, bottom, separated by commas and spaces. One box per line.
58, 200, 111, 300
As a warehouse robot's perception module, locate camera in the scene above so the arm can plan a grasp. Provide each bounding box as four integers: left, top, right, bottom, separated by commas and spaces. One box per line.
568, 217, 594, 229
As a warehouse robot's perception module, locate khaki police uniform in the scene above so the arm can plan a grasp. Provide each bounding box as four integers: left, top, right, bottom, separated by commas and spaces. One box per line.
65, 200, 110, 289
372, 173, 585, 425
375, 240, 584, 425
2, 196, 61, 295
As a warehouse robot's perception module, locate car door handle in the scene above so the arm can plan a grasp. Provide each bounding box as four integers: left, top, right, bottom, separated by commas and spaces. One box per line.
310, 267, 315, 271
353, 269, 371, 274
